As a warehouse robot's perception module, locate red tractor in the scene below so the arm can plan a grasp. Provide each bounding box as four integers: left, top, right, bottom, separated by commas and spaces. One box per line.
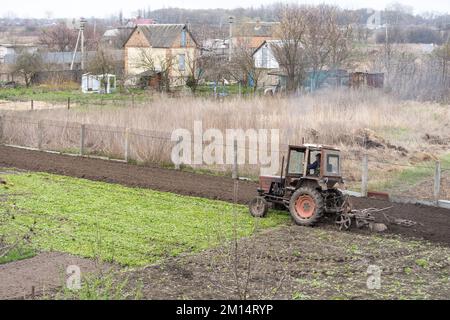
249, 144, 352, 227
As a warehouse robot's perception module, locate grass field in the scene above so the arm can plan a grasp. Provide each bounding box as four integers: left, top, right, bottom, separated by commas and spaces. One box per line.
0, 170, 288, 266
0, 86, 148, 103
0, 246, 36, 264
366, 153, 450, 196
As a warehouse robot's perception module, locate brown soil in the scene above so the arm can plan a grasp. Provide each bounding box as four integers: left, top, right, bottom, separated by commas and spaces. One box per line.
1, 145, 449, 247
0, 145, 256, 203
125, 225, 450, 299
0, 252, 106, 299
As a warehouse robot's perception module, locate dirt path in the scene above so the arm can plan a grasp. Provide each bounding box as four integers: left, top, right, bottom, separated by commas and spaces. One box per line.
1, 145, 449, 246
0, 100, 70, 111
0, 252, 105, 299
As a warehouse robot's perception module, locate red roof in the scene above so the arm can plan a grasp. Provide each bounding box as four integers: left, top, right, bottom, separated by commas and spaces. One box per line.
134, 18, 155, 25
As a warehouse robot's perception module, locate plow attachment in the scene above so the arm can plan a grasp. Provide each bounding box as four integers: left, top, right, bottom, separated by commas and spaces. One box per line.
334, 196, 417, 232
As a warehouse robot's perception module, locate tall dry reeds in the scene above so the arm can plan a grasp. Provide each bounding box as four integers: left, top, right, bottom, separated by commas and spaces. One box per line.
1, 88, 449, 180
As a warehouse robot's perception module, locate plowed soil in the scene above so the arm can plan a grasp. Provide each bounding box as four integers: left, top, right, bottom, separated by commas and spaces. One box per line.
0, 252, 109, 299
1, 145, 449, 246
126, 225, 450, 299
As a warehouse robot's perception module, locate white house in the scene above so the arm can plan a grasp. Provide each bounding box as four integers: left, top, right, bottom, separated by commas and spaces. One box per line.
253, 40, 282, 69
252, 40, 284, 88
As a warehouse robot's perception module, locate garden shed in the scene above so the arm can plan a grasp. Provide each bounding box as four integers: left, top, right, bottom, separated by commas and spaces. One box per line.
81, 73, 116, 94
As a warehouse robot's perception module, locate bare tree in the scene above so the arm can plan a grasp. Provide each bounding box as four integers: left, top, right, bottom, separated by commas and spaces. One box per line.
435, 41, 450, 85
301, 5, 354, 90
39, 22, 77, 52
272, 5, 354, 93
370, 42, 449, 102
229, 41, 265, 93
88, 47, 117, 92
133, 49, 175, 92
182, 51, 204, 93
199, 53, 229, 86
83, 23, 107, 51
271, 5, 308, 92
13, 51, 42, 87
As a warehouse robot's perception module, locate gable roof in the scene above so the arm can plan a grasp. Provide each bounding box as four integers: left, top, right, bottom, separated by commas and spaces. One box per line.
252, 40, 283, 56
124, 24, 198, 48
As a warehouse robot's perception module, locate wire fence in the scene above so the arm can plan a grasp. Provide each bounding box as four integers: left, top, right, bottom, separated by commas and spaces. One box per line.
0, 95, 148, 111
0, 114, 448, 202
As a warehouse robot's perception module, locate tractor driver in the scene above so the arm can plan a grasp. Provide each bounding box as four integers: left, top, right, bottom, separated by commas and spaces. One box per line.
308, 153, 321, 175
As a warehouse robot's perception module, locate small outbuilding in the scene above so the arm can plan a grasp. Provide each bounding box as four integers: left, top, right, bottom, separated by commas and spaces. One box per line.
81, 73, 117, 94
349, 72, 384, 89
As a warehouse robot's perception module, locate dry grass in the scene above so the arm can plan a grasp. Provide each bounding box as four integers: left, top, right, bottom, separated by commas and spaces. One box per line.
9, 88, 448, 146
1, 88, 449, 196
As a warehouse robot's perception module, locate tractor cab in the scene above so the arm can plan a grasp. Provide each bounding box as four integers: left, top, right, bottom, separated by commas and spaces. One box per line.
258, 144, 343, 195
285, 144, 343, 188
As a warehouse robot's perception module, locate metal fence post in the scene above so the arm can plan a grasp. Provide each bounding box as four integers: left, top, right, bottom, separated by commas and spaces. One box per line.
124, 128, 130, 162
37, 120, 43, 150
434, 161, 441, 203
80, 124, 86, 156
232, 139, 238, 180
361, 154, 368, 197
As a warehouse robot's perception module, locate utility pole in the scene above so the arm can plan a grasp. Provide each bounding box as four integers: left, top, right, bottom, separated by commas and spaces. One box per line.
384, 11, 390, 87
228, 16, 234, 62
80, 17, 86, 70
70, 17, 87, 71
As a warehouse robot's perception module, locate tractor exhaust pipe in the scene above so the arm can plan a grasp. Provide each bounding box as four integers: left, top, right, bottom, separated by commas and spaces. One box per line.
280, 156, 285, 181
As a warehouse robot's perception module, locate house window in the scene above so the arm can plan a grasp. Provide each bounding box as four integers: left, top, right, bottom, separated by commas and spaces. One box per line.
178, 54, 186, 71
181, 30, 187, 47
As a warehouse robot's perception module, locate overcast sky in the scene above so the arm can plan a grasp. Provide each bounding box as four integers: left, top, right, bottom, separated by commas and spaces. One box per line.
1, 0, 449, 19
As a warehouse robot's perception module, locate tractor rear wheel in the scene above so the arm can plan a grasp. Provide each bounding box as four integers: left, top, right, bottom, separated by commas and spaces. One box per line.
289, 187, 324, 226
249, 196, 269, 218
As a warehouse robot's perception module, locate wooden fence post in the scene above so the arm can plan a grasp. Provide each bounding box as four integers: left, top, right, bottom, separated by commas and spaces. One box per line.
232, 139, 238, 180
37, 120, 43, 150
434, 161, 441, 203
80, 124, 86, 156
131, 94, 135, 108
67, 97, 71, 110
124, 128, 130, 162
31, 100, 34, 111
361, 154, 368, 197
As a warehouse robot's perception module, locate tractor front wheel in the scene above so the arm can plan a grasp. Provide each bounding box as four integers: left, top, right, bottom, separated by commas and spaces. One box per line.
289, 187, 324, 226
249, 196, 269, 218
